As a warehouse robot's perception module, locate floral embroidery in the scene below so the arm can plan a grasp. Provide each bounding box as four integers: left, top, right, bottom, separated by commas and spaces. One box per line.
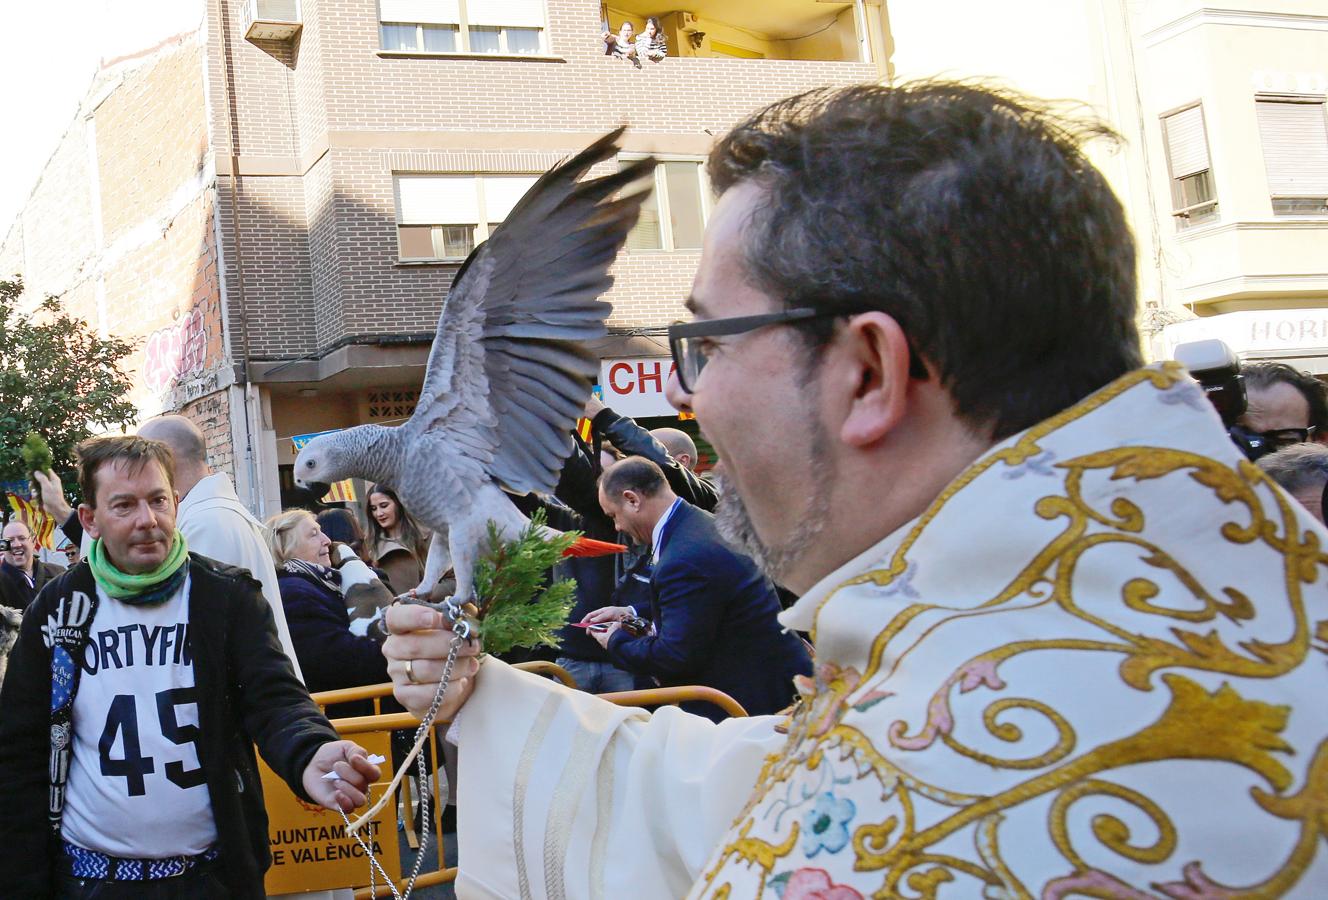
792, 663, 893, 740
695, 366, 1327, 899
871, 560, 920, 598
768, 867, 865, 900
1001, 448, 1057, 479
799, 792, 855, 857
1157, 376, 1209, 413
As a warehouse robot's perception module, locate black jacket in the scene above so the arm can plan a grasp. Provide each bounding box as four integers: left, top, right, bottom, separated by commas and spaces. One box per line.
0, 554, 339, 898
592, 407, 719, 511
537, 439, 633, 662
606, 502, 811, 721
0, 559, 63, 612
277, 569, 389, 717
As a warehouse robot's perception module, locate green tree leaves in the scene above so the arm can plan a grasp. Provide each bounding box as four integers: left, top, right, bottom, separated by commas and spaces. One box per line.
0, 277, 137, 506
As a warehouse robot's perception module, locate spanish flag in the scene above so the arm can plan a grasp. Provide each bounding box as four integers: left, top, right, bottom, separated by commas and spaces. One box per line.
5, 492, 57, 549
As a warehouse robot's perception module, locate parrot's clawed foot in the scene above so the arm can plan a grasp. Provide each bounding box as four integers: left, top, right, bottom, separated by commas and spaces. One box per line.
393, 590, 479, 643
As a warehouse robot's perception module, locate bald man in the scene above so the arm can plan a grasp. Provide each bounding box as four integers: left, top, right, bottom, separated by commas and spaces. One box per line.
0, 520, 63, 612
137, 415, 303, 680
648, 427, 698, 470
584, 395, 718, 510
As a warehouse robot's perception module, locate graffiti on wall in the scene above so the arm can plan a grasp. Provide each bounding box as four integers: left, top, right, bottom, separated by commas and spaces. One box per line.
143, 304, 209, 398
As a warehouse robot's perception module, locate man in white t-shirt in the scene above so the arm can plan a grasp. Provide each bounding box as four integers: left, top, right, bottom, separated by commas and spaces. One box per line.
0, 435, 379, 898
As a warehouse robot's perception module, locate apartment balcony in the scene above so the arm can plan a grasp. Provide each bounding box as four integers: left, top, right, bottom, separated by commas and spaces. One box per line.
607, 0, 883, 66
1169, 218, 1328, 310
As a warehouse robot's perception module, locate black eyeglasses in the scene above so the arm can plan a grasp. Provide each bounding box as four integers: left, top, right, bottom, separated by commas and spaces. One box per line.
668, 308, 828, 393
1259, 426, 1318, 450
668, 307, 926, 393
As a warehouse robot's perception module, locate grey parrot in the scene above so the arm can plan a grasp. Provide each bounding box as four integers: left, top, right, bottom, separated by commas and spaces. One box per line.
293, 129, 652, 604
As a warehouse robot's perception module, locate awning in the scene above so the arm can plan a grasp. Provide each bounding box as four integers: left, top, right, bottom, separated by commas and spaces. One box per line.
1160, 306, 1328, 374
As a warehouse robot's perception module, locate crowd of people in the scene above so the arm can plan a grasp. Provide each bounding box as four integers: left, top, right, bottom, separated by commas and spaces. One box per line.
0, 79, 1325, 896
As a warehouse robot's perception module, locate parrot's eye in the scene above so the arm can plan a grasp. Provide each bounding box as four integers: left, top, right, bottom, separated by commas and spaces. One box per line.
305, 460, 315, 469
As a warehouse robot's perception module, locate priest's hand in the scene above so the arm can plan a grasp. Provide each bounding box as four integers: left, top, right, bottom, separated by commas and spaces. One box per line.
383, 603, 483, 720
302, 740, 381, 812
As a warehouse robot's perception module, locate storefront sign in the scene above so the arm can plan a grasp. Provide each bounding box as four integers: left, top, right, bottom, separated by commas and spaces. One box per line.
1161, 308, 1328, 361
599, 357, 677, 418
261, 730, 399, 893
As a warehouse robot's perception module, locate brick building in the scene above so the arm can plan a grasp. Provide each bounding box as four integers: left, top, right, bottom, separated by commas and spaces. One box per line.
0, 0, 883, 514
8, 1, 1326, 517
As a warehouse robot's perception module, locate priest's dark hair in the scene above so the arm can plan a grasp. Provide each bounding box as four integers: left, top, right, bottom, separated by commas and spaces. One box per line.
599, 456, 668, 500
708, 80, 1143, 440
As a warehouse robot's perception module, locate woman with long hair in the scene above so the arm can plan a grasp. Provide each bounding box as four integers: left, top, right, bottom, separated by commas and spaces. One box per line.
636, 16, 667, 62
365, 484, 430, 595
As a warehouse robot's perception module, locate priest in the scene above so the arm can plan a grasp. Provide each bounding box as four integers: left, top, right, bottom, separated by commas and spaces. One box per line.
384, 82, 1328, 898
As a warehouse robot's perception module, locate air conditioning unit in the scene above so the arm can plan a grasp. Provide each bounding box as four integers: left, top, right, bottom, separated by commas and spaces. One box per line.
244, 0, 302, 42
679, 11, 699, 32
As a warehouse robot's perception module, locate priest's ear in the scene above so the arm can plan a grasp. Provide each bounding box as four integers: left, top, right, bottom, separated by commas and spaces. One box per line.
835, 312, 920, 448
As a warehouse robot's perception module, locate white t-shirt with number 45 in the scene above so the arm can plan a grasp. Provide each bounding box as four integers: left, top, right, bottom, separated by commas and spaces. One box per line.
61, 574, 219, 858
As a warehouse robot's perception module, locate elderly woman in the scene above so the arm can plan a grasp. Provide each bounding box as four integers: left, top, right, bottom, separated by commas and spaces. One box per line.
267, 509, 393, 713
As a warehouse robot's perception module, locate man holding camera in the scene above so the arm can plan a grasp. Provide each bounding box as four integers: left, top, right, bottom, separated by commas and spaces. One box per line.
0, 520, 64, 612
1237, 361, 1328, 451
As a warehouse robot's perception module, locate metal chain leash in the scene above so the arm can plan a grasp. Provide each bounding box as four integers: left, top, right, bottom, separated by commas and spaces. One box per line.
338, 596, 473, 900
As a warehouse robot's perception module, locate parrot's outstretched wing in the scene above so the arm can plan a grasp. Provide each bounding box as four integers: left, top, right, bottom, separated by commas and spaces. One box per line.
404, 129, 655, 500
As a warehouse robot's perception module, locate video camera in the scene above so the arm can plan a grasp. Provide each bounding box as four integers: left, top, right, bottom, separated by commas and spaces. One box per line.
0, 538, 9, 553
1173, 339, 1274, 461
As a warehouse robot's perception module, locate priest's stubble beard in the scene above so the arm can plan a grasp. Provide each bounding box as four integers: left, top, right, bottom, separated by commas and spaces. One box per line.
712, 377, 834, 588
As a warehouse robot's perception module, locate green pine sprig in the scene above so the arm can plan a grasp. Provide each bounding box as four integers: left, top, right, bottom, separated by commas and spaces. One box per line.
471, 508, 578, 656
20, 432, 52, 476
21, 432, 54, 510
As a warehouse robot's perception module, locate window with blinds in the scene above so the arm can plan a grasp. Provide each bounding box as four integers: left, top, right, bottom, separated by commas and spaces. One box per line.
620, 158, 715, 252
1256, 98, 1328, 216
394, 174, 539, 260
1161, 104, 1218, 230
379, 0, 545, 54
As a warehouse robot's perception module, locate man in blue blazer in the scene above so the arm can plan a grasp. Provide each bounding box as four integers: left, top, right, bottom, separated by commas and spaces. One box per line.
586, 457, 810, 721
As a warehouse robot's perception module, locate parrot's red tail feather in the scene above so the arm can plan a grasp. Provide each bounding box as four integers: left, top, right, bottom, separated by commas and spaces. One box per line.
563, 536, 627, 557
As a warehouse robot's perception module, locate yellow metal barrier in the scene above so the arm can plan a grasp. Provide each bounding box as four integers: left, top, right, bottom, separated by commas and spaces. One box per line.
305, 660, 578, 715
512, 659, 580, 688
602, 685, 748, 719
261, 666, 742, 896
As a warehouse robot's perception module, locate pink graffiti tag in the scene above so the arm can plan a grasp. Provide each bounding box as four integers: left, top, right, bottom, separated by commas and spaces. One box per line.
144, 307, 209, 396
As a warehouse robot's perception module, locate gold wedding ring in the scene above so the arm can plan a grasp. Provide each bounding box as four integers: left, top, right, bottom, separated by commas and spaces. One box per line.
405, 658, 422, 685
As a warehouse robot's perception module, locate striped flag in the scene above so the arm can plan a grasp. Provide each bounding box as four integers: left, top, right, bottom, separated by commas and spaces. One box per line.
5, 492, 57, 549
576, 418, 593, 442
322, 479, 357, 503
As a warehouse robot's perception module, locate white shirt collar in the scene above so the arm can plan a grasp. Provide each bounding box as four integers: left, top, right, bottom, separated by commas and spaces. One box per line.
650, 497, 683, 560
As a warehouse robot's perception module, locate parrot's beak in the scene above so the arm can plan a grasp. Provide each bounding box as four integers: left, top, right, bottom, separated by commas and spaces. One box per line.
298, 479, 332, 498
